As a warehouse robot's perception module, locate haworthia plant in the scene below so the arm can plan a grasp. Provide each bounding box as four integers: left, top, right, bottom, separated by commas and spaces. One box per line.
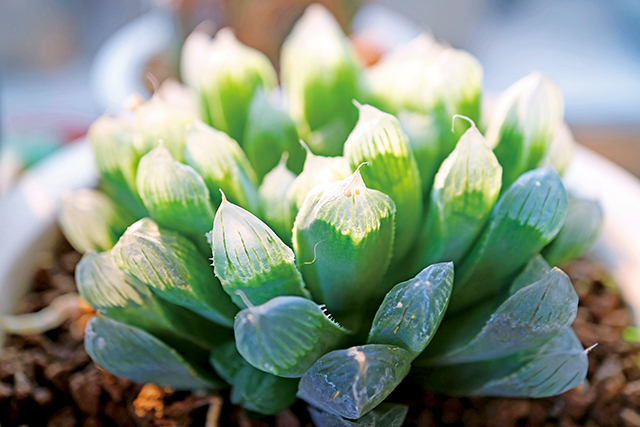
60, 4, 604, 423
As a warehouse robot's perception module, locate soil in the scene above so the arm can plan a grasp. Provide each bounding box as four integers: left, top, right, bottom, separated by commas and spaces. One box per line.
1, 231, 639, 427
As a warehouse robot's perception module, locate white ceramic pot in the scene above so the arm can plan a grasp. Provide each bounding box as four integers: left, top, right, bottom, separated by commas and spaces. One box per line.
0, 142, 638, 332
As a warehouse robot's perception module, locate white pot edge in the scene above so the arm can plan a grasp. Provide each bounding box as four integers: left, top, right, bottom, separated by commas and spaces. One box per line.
0, 141, 638, 324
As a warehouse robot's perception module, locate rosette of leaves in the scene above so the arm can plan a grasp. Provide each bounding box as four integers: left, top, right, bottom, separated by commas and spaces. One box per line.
59, 4, 603, 425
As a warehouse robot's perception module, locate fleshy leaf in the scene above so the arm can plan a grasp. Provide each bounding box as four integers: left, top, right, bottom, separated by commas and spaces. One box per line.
542, 194, 603, 266
243, 89, 305, 180
508, 254, 551, 295
136, 145, 214, 238
234, 296, 349, 377
211, 197, 309, 308
209, 341, 249, 384
417, 124, 502, 267
420, 267, 578, 366
112, 218, 238, 326
258, 156, 297, 242
343, 104, 422, 260
293, 170, 396, 315
448, 166, 568, 312
308, 403, 409, 427
281, 4, 361, 156
487, 72, 564, 188
87, 115, 146, 217
59, 189, 135, 253
540, 122, 575, 175
298, 344, 412, 420
286, 150, 351, 233
183, 121, 260, 213
368, 263, 453, 358
398, 111, 442, 194
192, 27, 278, 144
85, 315, 222, 390
231, 364, 299, 415
414, 327, 588, 398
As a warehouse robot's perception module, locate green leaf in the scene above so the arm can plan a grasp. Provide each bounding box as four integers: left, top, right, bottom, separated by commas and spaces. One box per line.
281, 4, 360, 156
231, 364, 299, 415
542, 194, 603, 266
209, 341, 249, 384
414, 327, 588, 398
59, 189, 135, 253
508, 254, 551, 295
258, 156, 298, 242
87, 116, 147, 217
234, 296, 349, 377
420, 267, 578, 366
308, 403, 408, 427
193, 28, 278, 144
85, 315, 222, 390
418, 124, 502, 267
487, 72, 564, 188
183, 121, 260, 213
448, 166, 568, 313
211, 196, 309, 308
243, 89, 305, 181
343, 104, 422, 260
293, 169, 396, 315
132, 97, 196, 162
298, 344, 412, 420
112, 218, 238, 326
286, 150, 351, 233
136, 145, 214, 238
368, 263, 453, 358
398, 111, 442, 195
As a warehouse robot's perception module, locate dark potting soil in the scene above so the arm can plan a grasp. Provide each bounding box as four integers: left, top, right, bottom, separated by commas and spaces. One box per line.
1, 231, 639, 427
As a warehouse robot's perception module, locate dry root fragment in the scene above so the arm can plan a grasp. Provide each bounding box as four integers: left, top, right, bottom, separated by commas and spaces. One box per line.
133, 383, 173, 418
0, 293, 81, 335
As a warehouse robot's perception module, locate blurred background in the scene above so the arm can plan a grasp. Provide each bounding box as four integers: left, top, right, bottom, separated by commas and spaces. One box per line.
1, 0, 639, 192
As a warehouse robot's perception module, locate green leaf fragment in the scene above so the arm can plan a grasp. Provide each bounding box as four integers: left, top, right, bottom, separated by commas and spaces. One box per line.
85, 315, 222, 390
415, 327, 588, 398
308, 403, 409, 427
231, 364, 300, 415
298, 344, 412, 420
193, 28, 278, 144
209, 341, 248, 384
418, 124, 502, 267
136, 145, 214, 238
280, 4, 361, 156
212, 196, 310, 308
368, 263, 453, 358
508, 254, 551, 295
184, 121, 260, 213
59, 189, 135, 253
448, 166, 568, 312
243, 89, 305, 180
258, 156, 298, 242
421, 267, 578, 366
234, 296, 349, 378
344, 104, 422, 260
542, 194, 603, 266
112, 218, 238, 326
293, 169, 396, 315
539, 122, 575, 175
487, 72, 564, 188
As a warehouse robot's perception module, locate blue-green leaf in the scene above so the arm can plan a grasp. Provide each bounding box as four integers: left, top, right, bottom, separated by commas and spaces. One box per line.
293, 170, 396, 315
209, 341, 249, 384
231, 364, 299, 415
298, 345, 412, 420
414, 327, 588, 398
234, 296, 349, 377
542, 194, 603, 266
448, 166, 568, 312
309, 403, 408, 427
212, 197, 309, 308
136, 145, 214, 238
368, 263, 453, 358
508, 254, 551, 295
420, 267, 578, 366
59, 189, 135, 253
183, 121, 260, 213
112, 218, 237, 326
85, 315, 222, 390
343, 104, 422, 260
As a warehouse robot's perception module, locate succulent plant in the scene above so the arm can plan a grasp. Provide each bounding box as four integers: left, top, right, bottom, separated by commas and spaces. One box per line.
59, 4, 603, 425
